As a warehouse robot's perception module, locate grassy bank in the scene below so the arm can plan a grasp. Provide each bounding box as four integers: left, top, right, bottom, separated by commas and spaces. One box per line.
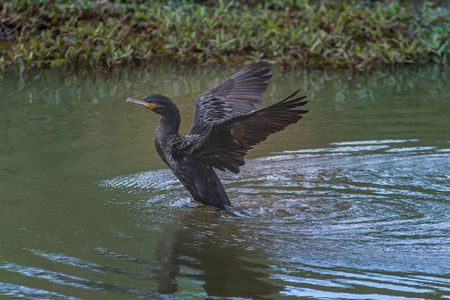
0, 0, 448, 73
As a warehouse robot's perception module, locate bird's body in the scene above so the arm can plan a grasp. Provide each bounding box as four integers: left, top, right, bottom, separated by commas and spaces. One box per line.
154, 114, 231, 207
127, 62, 308, 208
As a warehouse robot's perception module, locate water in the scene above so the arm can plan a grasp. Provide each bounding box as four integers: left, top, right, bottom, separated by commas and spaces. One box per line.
0, 64, 449, 299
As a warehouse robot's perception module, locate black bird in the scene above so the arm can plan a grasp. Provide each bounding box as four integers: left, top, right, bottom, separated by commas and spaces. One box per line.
127, 62, 308, 208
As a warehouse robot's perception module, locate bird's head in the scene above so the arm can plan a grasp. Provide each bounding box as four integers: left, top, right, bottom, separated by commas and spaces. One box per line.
126, 94, 175, 115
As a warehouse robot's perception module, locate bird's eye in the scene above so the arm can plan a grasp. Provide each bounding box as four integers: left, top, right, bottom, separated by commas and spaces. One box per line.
149, 100, 153, 103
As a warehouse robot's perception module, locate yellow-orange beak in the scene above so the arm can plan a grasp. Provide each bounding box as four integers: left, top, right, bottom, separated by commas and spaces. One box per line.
126, 98, 155, 109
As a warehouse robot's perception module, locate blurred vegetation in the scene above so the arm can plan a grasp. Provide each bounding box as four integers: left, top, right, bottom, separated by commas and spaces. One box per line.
0, 0, 448, 73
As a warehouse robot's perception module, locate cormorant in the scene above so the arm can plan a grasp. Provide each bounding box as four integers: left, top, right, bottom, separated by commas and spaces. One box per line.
127, 62, 308, 208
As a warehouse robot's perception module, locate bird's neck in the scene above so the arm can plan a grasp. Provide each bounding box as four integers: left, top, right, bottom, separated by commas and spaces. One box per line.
156, 108, 181, 138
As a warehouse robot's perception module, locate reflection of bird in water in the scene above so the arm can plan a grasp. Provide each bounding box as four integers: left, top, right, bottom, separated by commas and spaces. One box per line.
127, 62, 308, 208
151, 210, 283, 297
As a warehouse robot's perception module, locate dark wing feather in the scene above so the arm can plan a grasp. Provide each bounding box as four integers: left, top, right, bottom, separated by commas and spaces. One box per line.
173, 91, 308, 173
188, 61, 272, 135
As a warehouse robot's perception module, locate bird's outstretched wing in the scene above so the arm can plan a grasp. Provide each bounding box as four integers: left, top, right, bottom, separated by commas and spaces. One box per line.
188, 61, 272, 135
172, 90, 308, 173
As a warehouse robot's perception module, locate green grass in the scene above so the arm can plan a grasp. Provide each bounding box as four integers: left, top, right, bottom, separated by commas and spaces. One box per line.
0, 0, 448, 73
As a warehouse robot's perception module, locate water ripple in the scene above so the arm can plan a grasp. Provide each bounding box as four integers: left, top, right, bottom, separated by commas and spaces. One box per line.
0, 283, 81, 300
95, 139, 450, 298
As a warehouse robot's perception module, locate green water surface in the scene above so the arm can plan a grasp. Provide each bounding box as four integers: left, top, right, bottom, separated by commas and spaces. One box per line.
0, 64, 449, 299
